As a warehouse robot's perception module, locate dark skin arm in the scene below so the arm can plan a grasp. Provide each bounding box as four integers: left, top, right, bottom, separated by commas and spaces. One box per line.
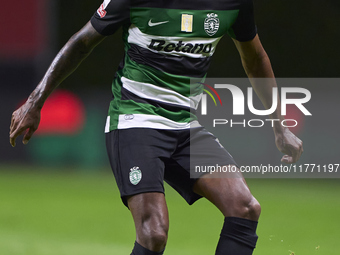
233, 35, 303, 163
10, 22, 105, 147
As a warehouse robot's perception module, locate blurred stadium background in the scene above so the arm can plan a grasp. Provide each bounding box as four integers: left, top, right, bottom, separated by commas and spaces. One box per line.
1, 1, 339, 254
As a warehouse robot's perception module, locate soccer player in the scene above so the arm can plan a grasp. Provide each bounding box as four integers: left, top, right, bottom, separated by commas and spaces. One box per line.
10, 0, 303, 254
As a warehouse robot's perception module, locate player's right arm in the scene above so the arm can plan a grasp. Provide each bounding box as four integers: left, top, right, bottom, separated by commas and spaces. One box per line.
9, 22, 106, 147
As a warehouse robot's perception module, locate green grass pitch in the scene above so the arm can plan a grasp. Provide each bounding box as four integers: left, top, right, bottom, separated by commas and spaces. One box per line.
0, 166, 339, 255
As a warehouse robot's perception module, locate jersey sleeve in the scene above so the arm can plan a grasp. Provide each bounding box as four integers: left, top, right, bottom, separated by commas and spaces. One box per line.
90, 0, 130, 36
227, 0, 257, 42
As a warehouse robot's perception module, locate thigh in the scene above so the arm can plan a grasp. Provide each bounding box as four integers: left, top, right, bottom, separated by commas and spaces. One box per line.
193, 169, 257, 219
128, 192, 169, 227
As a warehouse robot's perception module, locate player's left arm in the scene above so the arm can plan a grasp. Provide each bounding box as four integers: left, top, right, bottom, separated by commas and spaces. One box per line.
233, 35, 303, 164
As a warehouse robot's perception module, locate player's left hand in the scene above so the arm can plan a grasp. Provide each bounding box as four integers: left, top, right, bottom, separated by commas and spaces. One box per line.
275, 128, 303, 164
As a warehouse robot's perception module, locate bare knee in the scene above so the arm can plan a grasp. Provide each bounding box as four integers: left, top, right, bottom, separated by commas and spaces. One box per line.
194, 173, 261, 221
233, 196, 261, 221
138, 216, 168, 251
246, 196, 261, 221
128, 193, 169, 252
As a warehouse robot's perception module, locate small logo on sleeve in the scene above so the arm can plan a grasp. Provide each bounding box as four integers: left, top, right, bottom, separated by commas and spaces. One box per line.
97, 0, 111, 18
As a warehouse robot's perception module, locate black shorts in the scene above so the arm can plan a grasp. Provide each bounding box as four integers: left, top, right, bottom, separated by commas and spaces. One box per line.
106, 127, 238, 207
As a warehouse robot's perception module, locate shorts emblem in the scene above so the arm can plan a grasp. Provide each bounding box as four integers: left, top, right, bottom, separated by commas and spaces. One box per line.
129, 166, 142, 185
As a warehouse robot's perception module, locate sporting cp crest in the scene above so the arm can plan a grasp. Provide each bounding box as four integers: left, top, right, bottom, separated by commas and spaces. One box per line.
129, 166, 142, 185
204, 13, 220, 36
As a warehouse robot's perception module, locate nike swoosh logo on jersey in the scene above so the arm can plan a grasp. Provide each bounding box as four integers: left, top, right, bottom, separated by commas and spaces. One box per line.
148, 19, 169, 27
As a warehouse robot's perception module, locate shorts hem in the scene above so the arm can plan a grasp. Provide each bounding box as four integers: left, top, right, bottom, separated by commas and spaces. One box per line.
121, 189, 165, 208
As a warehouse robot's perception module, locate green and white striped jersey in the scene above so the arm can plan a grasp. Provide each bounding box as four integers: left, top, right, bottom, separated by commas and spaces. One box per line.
91, 0, 257, 132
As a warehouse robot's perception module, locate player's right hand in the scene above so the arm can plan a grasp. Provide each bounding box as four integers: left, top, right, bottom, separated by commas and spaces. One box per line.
9, 101, 41, 147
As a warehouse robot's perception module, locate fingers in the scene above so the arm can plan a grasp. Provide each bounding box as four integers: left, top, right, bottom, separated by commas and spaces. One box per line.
10, 102, 40, 147
23, 127, 36, 144
281, 155, 294, 164
281, 155, 291, 164
290, 146, 300, 163
10, 125, 27, 147
10, 111, 19, 134
10, 120, 38, 147
10, 110, 21, 147
10, 113, 15, 131
9, 135, 16, 148
281, 140, 303, 164
293, 138, 303, 163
